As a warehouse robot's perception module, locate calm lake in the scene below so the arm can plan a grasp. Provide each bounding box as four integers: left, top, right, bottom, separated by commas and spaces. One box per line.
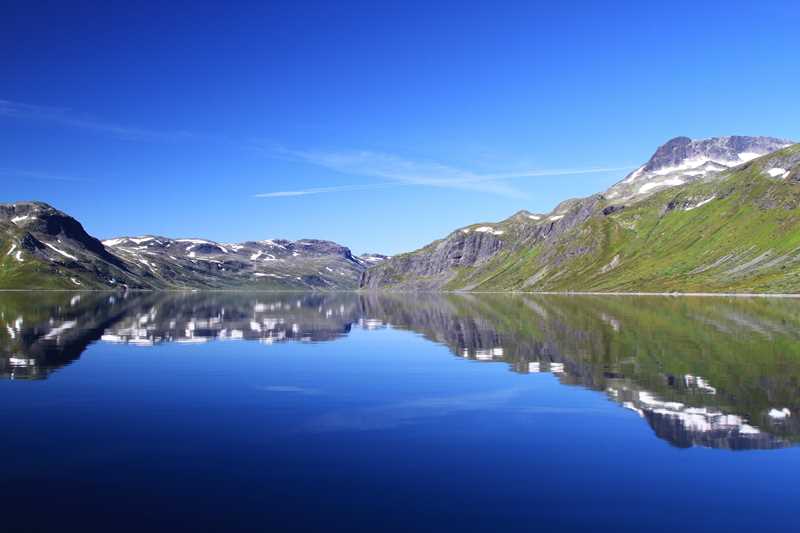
2, 291, 799, 532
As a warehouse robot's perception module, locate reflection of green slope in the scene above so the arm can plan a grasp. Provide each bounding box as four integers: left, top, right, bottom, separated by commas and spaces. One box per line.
363, 293, 800, 446
535, 297, 800, 439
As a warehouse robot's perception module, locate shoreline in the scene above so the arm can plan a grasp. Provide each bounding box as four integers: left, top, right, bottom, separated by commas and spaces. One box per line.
1, 288, 799, 298
464, 290, 800, 298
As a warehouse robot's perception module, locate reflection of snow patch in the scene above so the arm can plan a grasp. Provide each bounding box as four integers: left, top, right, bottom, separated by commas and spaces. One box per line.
768, 408, 791, 419
44, 321, 77, 340
685, 374, 717, 394
475, 349, 494, 361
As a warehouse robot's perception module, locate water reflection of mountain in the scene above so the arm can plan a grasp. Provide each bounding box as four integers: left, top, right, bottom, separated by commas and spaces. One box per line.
100, 293, 361, 346
2, 291, 800, 450
359, 293, 800, 450
0, 292, 159, 379
0, 292, 361, 379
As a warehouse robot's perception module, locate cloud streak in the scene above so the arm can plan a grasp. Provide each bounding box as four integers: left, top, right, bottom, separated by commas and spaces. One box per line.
255, 147, 632, 198
255, 182, 403, 198
0, 99, 194, 142
0, 99, 632, 197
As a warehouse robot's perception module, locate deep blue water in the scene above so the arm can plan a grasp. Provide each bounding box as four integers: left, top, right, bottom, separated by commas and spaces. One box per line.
1, 292, 799, 532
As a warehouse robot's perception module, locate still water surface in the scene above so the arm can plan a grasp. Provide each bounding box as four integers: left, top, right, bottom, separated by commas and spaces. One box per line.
1, 291, 800, 532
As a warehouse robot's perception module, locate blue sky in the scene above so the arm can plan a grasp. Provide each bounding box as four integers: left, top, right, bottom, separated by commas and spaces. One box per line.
1, 1, 798, 255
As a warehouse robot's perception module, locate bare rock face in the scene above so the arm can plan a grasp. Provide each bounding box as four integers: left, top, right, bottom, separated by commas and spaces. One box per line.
643, 136, 791, 172
361, 194, 606, 290
361, 230, 505, 289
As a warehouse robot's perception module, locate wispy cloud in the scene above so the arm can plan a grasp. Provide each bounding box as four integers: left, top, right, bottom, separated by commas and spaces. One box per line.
255, 147, 632, 199
255, 385, 322, 395
0, 169, 95, 182
255, 182, 403, 198
0, 99, 193, 142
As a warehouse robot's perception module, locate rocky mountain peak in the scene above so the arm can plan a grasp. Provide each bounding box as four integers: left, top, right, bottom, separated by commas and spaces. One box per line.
0, 201, 116, 260
606, 135, 795, 201
643, 135, 793, 173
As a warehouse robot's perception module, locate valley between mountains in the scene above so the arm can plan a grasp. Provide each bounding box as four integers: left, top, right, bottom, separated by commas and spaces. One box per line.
3, 135, 800, 293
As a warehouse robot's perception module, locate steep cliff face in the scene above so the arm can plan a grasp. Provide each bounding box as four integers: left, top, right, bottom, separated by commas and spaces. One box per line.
361, 194, 606, 289
360, 229, 504, 289
363, 141, 800, 292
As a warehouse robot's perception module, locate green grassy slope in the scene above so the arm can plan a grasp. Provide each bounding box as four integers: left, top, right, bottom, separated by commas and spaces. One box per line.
0, 233, 109, 289
442, 144, 800, 292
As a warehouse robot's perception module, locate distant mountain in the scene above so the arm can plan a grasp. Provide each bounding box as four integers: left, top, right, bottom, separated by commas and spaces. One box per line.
0, 202, 372, 290
102, 235, 366, 289
362, 137, 800, 292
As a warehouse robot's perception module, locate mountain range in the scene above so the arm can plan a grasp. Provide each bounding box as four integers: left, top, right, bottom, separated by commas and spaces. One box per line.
362, 135, 800, 293
0, 202, 385, 290
3, 134, 800, 292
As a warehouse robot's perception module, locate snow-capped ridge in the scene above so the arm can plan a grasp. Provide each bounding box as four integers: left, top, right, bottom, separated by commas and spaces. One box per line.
605, 135, 794, 201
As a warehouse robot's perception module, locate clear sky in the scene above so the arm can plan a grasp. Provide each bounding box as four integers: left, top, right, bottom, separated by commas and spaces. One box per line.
2, 1, 798, 255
